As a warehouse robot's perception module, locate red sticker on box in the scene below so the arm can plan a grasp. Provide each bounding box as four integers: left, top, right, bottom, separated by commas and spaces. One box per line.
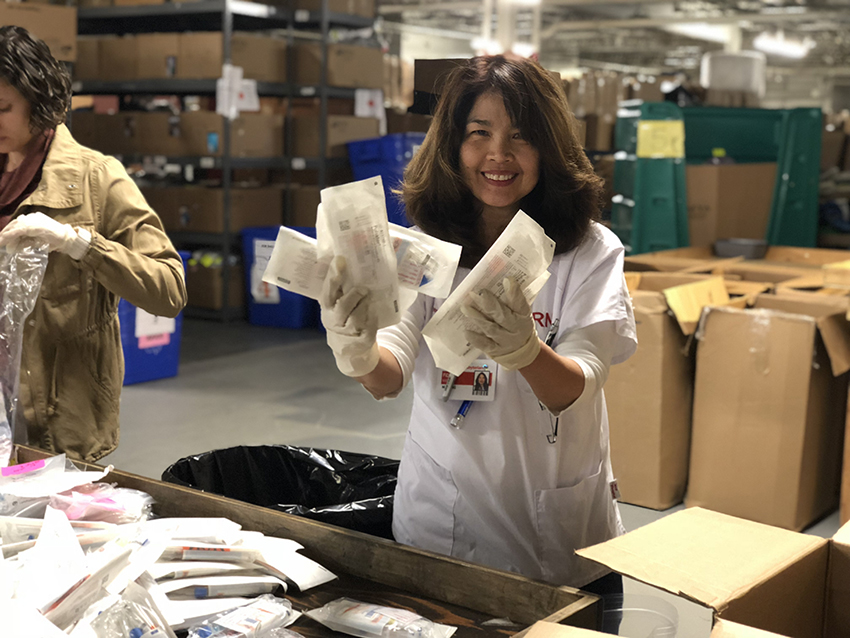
2, 459, 45, 477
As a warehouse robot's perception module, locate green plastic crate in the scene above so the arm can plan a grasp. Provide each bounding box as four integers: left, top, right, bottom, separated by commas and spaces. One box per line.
611, 102, 822, 254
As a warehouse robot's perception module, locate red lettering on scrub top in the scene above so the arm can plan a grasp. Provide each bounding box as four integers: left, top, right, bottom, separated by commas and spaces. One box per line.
533, 312, 553, 328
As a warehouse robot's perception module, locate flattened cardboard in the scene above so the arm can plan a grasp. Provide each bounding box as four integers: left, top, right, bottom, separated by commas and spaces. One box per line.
577, 508, 828, 637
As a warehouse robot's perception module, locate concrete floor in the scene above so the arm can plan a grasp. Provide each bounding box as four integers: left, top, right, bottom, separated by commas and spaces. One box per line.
102, 317, 844, 638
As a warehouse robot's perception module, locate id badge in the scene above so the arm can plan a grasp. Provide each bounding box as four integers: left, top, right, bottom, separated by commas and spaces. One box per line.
439, 358, 497, 402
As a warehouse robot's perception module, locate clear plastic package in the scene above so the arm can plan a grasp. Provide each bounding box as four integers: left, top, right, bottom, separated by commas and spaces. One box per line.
49, 482, 154, 524
186, 594, 298, 637
0, 245, 49, 466
304, 597, 456, 638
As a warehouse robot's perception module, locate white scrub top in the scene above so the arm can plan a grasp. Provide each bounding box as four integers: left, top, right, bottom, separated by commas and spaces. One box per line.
378, 222, 637, 588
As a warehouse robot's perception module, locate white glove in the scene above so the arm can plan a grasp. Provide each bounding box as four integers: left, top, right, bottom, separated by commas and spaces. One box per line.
320, 255, 380, 377
461, 277, 541, 371
0, 212, 91, 260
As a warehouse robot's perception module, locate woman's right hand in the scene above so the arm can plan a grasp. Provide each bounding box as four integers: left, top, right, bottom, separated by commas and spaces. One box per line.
319, 255, 380, 377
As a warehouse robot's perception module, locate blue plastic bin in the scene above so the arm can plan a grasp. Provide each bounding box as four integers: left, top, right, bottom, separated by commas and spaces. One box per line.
120, 250, 189, 385
347, 133, 426, 226
242, 226, 320, 328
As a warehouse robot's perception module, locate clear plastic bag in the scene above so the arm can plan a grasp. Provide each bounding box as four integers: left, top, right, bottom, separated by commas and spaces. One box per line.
49, 482, 155, 524
0, 245, 49, 466
186, 594, 298, 638
304, 598, 456, 638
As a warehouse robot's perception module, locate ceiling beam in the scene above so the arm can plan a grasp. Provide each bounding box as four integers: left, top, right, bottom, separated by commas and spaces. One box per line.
542, 10, 849, 39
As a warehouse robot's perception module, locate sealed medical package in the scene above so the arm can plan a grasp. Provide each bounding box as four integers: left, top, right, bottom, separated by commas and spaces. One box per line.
422, 211, 555, 376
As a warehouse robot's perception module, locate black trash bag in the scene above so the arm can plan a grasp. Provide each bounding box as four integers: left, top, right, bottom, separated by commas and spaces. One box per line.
161, 445, 399, 539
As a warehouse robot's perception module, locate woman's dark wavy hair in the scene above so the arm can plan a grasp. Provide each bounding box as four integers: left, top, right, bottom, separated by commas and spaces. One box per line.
0, 26, 71, 132
402, 56, 603, 267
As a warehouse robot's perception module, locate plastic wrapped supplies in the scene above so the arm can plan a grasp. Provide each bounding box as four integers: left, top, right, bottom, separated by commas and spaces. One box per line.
0, 246, 49, 467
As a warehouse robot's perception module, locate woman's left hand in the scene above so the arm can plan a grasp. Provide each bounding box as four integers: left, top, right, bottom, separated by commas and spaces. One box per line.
0, 212, 90, 259
461, 277, 541, 370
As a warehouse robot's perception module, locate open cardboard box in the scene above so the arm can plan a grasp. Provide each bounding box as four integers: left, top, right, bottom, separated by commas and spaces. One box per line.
625, 246, 850, 293
687, 292, 850, 531
607, 274, 763, 509
576, 507, 850, 638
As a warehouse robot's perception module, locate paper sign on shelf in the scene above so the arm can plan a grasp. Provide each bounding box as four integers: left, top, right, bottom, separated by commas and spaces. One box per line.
636, 120, 685, 158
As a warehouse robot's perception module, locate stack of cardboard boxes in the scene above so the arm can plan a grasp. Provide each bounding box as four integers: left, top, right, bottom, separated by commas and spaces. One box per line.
70, 23, 385, 313
607, 245, 850, 535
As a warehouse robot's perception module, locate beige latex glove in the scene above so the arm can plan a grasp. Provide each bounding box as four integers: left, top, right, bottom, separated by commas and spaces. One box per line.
461, 277, 541, 371
319, 255, 380, 377
0, 212, 91, 260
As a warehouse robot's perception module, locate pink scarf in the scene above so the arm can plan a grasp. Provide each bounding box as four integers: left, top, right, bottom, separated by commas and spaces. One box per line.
0, 128, 55, 228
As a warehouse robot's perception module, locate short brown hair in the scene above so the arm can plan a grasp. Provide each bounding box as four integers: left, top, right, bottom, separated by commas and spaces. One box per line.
402, 56, 602, 267
0, 26, 72, 132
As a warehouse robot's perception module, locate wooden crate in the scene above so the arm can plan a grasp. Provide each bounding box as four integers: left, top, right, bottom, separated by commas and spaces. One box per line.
13, 446, 599, 636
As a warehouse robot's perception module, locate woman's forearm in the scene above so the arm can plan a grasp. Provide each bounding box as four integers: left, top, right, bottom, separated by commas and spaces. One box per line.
518, 342, 585, 413
356, 347, 405, 399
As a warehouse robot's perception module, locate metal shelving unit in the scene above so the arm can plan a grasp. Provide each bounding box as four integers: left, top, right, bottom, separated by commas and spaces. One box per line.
75, 0, 374, 321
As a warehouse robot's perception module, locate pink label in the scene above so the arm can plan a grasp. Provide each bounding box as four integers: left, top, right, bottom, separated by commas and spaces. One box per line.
2, 459, 46, 477
139, 333, 170, 349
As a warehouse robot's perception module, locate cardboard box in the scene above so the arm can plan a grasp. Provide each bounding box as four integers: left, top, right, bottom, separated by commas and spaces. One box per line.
522, 619, 786, 638
687, 293, 850, 531
98, 36, 137, 81
294, 0, 375, 17
291, 114, 380, 157
686, 163, 777, 248
177, 32, 287, 83
0, 3, 76, 61
69, 111, 143, 156
628, 76, 665, 103
74, 37, 100, 81
286, 185, 321, 227
136, 33, 179, 79
385, 109, 432, 134
185, 263, 244, 310
13, 444, 600, 634
179, 111, 284, 157
583, 113, 615, 151
141, 187, 283, 233
607, 274, 705, 509
294, 43, 383, 89
821, 129, 847, 172
579, 507, 850, 638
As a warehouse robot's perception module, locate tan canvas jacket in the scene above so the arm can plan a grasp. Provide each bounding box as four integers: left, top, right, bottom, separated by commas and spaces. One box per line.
13, 124, 187, 462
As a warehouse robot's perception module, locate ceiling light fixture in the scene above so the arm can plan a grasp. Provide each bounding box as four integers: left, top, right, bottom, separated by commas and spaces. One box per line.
471, 37, 504, 55
511, 42, 537, 58
753, 31, 814, 59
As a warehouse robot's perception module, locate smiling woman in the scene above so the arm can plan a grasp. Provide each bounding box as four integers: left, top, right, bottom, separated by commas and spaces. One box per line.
315, 55, 638, 614
0, 26, 186, 463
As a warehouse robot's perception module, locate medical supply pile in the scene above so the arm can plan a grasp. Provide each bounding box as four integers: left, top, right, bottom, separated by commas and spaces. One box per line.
0, 453, 457, 638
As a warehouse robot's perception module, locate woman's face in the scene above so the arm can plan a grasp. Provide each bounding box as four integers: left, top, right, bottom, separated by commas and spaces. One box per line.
0, 80, 34, 156
459, 92, 540, 220
477, 372, 487, 385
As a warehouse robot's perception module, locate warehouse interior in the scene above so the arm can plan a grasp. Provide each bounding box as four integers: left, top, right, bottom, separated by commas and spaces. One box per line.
6, 0, 850, 635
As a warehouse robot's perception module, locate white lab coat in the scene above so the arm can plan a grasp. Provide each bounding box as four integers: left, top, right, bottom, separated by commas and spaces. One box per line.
378, 222, 637, 587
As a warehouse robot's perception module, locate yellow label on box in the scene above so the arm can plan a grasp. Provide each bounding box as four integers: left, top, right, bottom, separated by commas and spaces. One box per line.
636, 120, 685, 159
663, 277, 730, 325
